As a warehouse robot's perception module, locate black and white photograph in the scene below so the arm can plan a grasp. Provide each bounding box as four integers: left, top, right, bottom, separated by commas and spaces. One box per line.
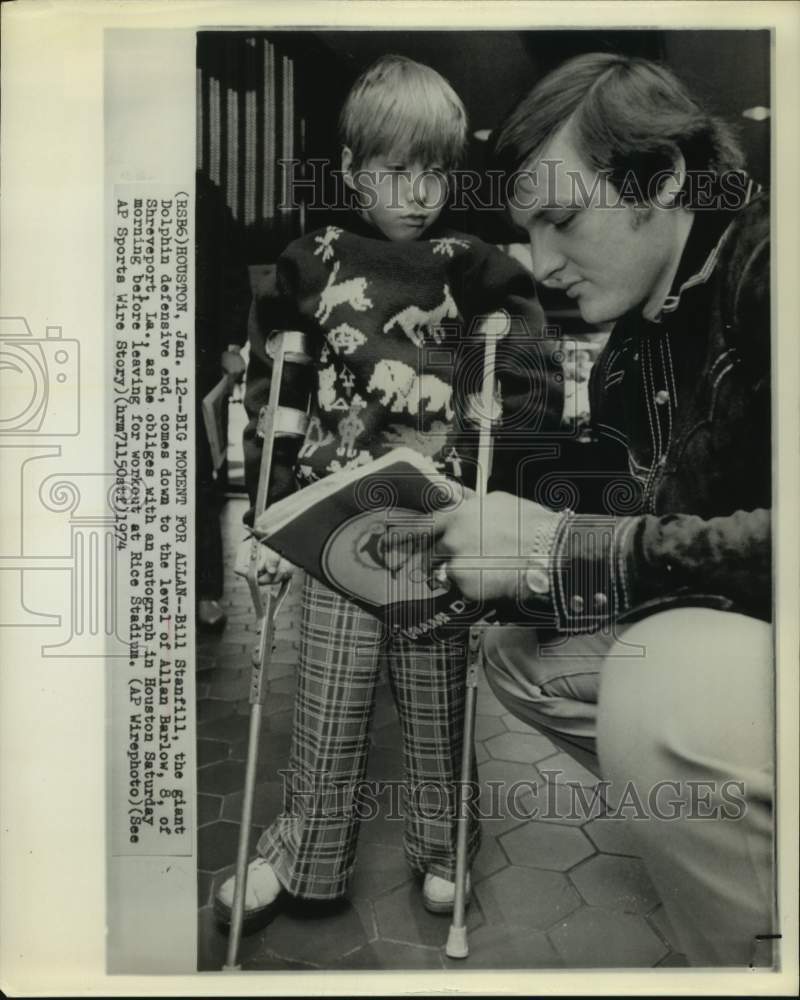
1, 2, 798, 996
194, 24, 777, 973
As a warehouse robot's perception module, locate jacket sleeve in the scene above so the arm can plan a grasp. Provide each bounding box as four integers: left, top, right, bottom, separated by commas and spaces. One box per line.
242, 254, 311, 525
541, 508, 772, 631
533, 197, 773, 630
458, 244, 564, 493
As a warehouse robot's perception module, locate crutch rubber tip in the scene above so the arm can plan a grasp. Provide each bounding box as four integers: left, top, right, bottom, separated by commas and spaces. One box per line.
446, 925, 469, 959
222, 963, 242, 971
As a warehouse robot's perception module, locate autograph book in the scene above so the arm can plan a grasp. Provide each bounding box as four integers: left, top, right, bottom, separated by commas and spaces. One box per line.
252, 448, 485, 638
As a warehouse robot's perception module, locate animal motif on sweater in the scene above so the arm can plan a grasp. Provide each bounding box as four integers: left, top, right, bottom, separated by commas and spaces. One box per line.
382, 284, 458, 346
315, 261, 373, 324
367, 359, 453, 421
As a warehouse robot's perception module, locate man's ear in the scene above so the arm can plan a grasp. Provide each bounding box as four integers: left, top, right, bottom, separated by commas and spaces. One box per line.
657, 151, 687, 207
341, 146, 355, 191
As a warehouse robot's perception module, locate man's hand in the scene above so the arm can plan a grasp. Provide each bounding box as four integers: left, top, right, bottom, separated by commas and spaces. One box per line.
221, 346, 246, 381
430, 492, 562, 603
235, 537, 294, 585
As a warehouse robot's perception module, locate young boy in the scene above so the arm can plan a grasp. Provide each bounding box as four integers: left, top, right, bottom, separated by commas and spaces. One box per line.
216, 54, 561, 923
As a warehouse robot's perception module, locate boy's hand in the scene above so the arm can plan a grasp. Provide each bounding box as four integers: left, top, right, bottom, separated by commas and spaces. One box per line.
235, 537, 295, 585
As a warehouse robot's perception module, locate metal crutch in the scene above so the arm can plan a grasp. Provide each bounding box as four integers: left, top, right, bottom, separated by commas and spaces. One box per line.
446, 312, 507, 960
223, 329, 313, 971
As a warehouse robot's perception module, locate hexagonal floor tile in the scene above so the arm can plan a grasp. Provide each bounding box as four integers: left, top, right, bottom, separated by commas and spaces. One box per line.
357, 792, 406, 848
221, 780, 286, 828
474, 865, 582, 931
197, 870, 213, 908
198, 759, 249, 796
500, 821, 594, 872
485, 731, 560, 765
228, 728, 291, 776
569, 855, 660, 914
197, 698, 237, 726
265, 709, 295, 734
526, 776, 606, 825
261, 898, 371, 965
334, 940, 444, 969
474, 713, 506, 742
197, 819, 263, 873
198, 793, 222, 827
657, 951, 690, 967
647, 903, 682, 952
548, 906, 667, 967
370, 719, 402, 749
476, 688, 508, 717
374, 880, 483, 947
197, 902, 275, 971
478, 759, 540, 835
443, 922, 561, 969
197, 712, 250, 743
584, 814, 644, 857
366, 746, 406, 783
349, 842, 414, 900
536, 752, 601, 789
472, 833, 508, 880
198, 738, 229, 767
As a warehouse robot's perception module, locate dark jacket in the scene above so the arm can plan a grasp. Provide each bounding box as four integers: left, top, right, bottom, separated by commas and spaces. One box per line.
548, 184, 771, 630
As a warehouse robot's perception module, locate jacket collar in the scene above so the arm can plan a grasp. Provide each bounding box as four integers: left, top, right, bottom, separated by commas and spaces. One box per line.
659, 174, 761, 317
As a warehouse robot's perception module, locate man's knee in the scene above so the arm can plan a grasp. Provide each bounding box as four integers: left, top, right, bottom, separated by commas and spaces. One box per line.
482, 625, 601, 759
598, 609, 773, 787
482, 625, 533, 703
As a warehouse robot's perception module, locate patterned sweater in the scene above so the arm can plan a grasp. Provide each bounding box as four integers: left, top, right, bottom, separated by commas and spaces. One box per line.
243, 214, 563, 510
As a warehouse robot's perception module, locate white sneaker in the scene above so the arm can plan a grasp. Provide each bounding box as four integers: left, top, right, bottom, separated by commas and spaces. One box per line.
422, 871, 472, 914
215, 857, 282, 923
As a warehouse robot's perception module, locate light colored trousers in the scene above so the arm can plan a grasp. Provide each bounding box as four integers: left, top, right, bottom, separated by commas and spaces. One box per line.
483, 607, 775, 967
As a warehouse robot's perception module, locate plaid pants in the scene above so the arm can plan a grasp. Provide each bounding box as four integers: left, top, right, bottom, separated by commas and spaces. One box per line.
256, 574, 481, 899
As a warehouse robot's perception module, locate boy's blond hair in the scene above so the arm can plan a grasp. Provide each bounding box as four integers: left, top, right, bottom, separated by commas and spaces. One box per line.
339, 54, 468, 169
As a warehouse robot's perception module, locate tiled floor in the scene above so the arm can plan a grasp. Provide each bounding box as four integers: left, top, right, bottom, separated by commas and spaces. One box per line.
196, 498, 687, 971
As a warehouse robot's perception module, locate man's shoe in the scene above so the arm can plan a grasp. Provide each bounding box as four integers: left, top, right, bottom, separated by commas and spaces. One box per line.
198, 599, 227, 632
422, 871, 472, 914
214, 857, 283, 925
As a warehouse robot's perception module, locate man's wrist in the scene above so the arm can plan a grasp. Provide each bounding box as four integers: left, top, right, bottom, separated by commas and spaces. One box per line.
518, 507, 573, 605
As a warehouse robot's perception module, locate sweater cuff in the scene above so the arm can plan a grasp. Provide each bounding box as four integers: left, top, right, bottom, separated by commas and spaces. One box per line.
550, 514, 639, 632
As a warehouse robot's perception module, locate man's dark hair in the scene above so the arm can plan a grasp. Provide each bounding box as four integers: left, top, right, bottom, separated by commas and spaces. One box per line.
491, 52, 745, 205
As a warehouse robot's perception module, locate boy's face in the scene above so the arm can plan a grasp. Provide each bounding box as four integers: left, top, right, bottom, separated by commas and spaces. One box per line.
344, 149, 447, 242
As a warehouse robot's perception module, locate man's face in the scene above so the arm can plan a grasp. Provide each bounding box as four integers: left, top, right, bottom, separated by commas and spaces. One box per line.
347, 152, 447, 242
508, 125, 682, 324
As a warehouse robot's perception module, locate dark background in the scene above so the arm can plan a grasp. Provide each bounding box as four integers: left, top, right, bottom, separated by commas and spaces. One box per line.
195, 28, 770, 342
194, 29, 771, 503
